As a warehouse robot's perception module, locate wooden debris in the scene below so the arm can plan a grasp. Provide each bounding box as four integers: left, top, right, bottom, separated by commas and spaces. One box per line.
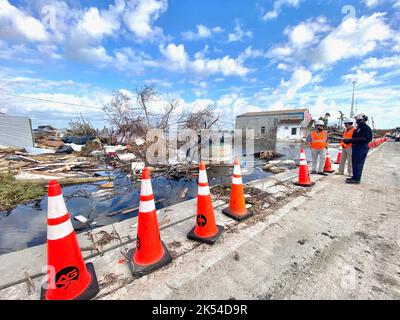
100, 181, 114, 189
24, 272, 35, 295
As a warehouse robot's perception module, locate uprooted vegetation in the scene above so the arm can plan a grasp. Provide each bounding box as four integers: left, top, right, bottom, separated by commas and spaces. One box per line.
0, 174, 46, 211
68, 114, 97, 137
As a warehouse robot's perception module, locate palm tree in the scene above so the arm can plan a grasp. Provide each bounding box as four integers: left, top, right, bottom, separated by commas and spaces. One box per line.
318, 113, 331, 126
338, 111, 345, 128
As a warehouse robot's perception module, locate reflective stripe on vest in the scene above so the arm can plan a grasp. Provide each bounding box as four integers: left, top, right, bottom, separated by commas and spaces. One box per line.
310, 131, 328, 149
341, 127, 356, 148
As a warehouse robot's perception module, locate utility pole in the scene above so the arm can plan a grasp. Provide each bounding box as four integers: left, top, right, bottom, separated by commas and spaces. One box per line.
355, 100, 358, 115
350, 81, 357, 118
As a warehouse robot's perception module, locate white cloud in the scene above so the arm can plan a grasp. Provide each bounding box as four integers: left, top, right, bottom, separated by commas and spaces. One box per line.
269, 13, 394, 71
277, 63, 288, 70
182, 25, 224, 40
227, 21, 252, 42
77, 7, 121, 40
282, 68, 313, 99
65, 1, 126, 64
160, 43, 250, 77
0, 0, 49, 42
262, 0, 302, 21
284, 16, 330, 48
342, 70, 381, 85
362, 0, 382, 8
72, 46, 113, 64
123, 0, 167, 40
310, 13, 392, 69
238, 46, 267, 62
267, 46, 293, 59
359, 55, 400, 69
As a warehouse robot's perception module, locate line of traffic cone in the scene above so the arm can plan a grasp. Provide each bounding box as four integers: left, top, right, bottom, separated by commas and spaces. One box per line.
222, 159, 253, 222
335, 146, 342, 164
41, 180, 99, 300
127, 168, 172, 277
324, 148, 335, 173
187, 161, 225, 245
294, 149, 315, 187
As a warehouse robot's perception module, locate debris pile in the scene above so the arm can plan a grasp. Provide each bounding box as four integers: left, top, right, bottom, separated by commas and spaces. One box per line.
254, 150, 283, 161
34, 126, 64, 149
262, 159, 297, 174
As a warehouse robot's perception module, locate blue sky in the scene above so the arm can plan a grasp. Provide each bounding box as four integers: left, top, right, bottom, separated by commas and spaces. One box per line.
0, 0, 399, 129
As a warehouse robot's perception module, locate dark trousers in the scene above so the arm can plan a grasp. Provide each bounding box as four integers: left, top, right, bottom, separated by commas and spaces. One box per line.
352, 144, 369, 181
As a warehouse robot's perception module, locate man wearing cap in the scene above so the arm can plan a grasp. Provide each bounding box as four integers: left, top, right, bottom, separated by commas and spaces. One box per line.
307, 120, 329, 176
336, 118, 356, 176
342, 114, 373, 184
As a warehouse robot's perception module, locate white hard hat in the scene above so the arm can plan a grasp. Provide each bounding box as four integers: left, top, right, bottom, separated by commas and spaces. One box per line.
344, 118, 353, 124
315, 120, 325, 126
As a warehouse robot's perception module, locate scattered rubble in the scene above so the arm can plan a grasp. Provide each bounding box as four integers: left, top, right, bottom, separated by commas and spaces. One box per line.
254, 150, 283, 161
262, 159, 297, 174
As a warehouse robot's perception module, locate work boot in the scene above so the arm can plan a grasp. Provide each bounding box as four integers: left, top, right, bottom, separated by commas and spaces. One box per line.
335, 171, 343, 175
311, 170, 317, 174
318, 172, 328, 176
346, 179, 360, 184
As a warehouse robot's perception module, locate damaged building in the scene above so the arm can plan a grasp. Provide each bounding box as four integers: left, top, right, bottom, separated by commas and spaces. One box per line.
235, 108, 313, 142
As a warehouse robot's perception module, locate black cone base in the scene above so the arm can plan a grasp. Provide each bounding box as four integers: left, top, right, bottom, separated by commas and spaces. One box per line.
187, 225, 224, 245
222, 207, 253, 222
324, 170, 334, 173
40, 262, 100, 300
294, 181, 316, 188
127, 241, 172, 278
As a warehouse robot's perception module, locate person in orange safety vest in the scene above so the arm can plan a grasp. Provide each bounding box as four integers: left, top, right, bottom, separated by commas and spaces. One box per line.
336, 118, 356, 176
307, 120, 329, 176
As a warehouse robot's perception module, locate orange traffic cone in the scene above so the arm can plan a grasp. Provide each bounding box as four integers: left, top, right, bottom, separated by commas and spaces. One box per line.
127, 168, 172, 277
335, 146, 342, 164
324, 148, 335, 173
187, 162, 224, 245
294, 149, 315, 187
222, 159, 253, 221
41, 180, 99, 300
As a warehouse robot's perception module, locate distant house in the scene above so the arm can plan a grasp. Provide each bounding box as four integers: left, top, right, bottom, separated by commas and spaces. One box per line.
236, 108, 312, 141
0, 114, 34, 148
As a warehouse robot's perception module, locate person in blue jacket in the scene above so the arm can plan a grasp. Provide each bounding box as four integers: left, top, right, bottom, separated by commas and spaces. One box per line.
342, 114, 373, 184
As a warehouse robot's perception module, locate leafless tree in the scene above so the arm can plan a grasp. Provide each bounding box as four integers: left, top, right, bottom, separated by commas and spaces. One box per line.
103, 90, 145, 144
178, 104, 221, 131
137, 85, 158, 128
103, 86, 182, 144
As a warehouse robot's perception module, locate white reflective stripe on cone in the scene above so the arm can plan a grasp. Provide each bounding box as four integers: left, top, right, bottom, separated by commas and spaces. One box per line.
47, 220, 74, 240
233, 165, 241, 176
198, 185, 210, 195
140, 179, 153, 196
139, 199, 156, 213
232, 177, 243, 185
300, 160, 308, 166
199, 170, 208, 183
48, 195, 68, 219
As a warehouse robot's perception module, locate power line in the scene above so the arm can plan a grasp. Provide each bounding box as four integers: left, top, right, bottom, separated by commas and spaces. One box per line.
0, 91, 103, 110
